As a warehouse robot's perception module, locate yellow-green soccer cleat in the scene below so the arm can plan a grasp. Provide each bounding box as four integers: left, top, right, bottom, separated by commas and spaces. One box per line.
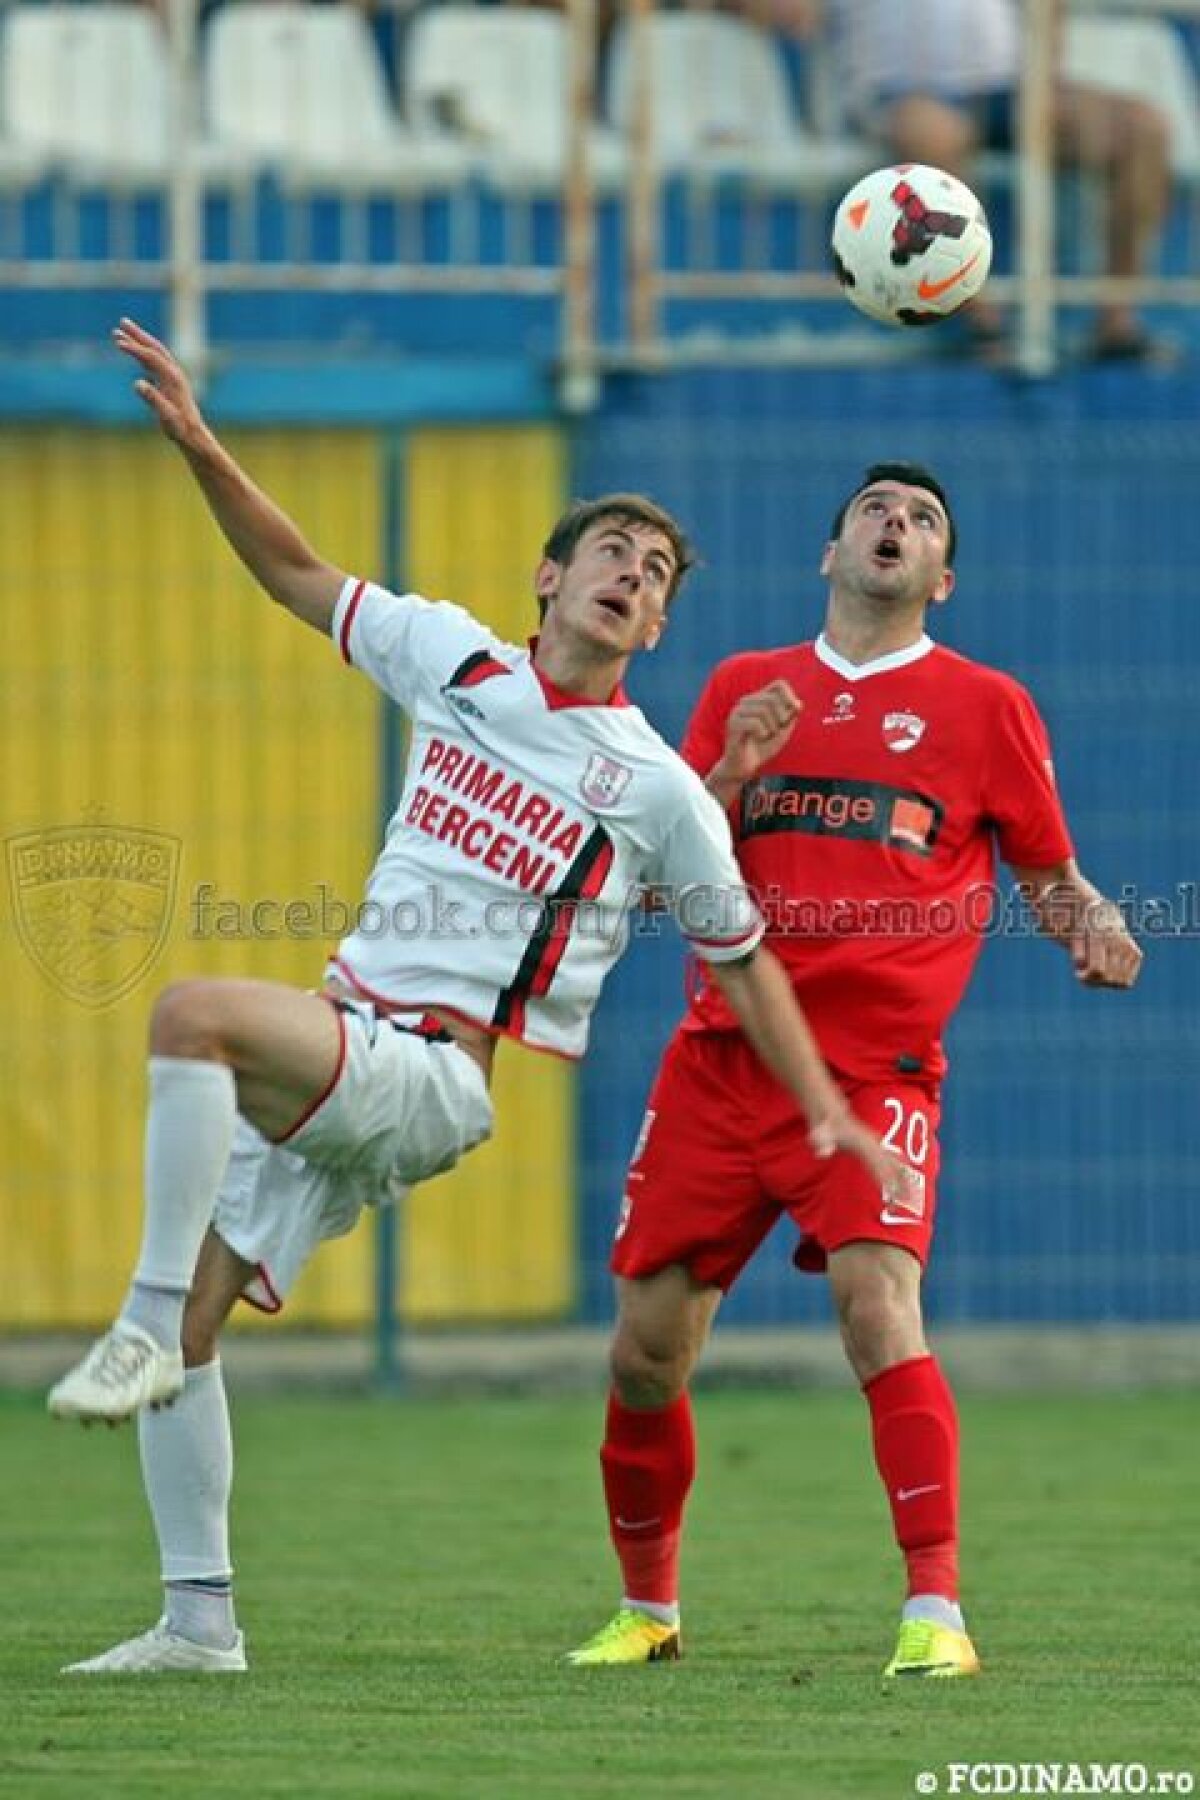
882, 1619, 981, 1682
566, 1608, 682, 1666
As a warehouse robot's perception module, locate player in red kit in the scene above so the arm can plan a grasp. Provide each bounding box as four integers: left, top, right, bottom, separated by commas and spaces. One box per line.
568, 463, 1143, 1680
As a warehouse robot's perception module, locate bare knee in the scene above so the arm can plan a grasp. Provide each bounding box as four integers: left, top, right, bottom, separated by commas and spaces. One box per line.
150, 979, 230, 1060
883, 96, 979, 177
609, 1321, 690, 1407
607, 1268, 719, 1408
837, 1286, 915, 1375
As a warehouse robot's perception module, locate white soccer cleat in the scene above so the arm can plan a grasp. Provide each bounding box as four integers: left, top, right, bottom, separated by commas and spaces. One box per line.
61, 1618, 247, 1674
47, 1323, 184, 1423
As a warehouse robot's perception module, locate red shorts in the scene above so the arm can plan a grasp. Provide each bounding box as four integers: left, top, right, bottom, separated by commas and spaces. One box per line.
611, 1029, 941, 1291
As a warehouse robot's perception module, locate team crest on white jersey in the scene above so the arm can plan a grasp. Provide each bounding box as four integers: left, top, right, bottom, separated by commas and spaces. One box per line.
580, 752, 633, 809
882, 710, 926, 753
6, 821, 179, 1008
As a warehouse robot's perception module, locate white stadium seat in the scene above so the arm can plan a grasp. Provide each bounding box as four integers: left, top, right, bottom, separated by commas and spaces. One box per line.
203, 3, 469, 194
405, 6, 627, 194
0, 3, 241, 188
0, 131, 47, 194
606, 11, 866, 191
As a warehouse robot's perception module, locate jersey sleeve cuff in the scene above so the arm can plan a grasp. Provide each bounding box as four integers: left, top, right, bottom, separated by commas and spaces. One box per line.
686, 920, 766, 964
332, 576, 368, 664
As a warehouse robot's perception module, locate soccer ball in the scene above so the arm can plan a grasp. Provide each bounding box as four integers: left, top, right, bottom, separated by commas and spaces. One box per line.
831, 163, 992, 328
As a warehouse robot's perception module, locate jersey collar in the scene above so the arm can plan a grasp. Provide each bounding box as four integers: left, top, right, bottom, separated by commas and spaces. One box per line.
814, 632, 935, 682
527, 637, 631, 709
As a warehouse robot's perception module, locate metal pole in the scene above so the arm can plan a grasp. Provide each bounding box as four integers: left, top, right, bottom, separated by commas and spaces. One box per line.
561, 0, 600, 412
164, 0, 206, 378
373, 429, 408, 1392
1015, 0, 1057, 376
624, 0, 660, 357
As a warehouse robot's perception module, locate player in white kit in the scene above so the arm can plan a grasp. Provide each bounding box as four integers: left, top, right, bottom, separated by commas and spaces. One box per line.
48, 318, 905, 1674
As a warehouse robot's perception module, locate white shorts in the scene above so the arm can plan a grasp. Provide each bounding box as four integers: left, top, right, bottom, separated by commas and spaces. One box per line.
212, 998, 494, 1311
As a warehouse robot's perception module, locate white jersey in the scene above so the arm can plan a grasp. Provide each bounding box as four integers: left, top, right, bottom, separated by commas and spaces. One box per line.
329, 578, 764, 1058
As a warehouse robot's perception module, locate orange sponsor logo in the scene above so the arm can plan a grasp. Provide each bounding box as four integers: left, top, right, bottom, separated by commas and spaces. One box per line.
916, 249, 984, 301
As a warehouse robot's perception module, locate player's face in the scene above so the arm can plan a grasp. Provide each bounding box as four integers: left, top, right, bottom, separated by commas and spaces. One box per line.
537, 520, 676, 655
822, 483, 955, 609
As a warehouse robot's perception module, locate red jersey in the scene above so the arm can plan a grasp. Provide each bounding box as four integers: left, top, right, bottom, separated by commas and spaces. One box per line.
681, 634, 1073, 1081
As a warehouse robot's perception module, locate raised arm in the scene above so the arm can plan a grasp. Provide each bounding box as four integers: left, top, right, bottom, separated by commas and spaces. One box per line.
1011, 857, 1143, 988
114, 318, 347, 636
704, 679, 802, 810
708, 943, 911, 1200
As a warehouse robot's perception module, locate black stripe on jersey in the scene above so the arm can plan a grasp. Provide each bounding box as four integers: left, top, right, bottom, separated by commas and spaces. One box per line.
740, 775, 944, 857
445, 649, 512, 690
492, 825, 615, 1033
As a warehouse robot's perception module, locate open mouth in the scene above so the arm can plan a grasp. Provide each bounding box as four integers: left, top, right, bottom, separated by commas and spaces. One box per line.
595, 593, 632, 620
873, 536, 903, 566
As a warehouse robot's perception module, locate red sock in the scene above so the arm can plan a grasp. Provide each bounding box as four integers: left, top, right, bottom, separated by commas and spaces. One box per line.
863, 1354, 959, 1601
599, 1390, 696, 1606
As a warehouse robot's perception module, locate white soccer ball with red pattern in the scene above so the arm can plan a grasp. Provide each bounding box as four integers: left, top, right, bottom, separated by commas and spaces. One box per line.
831, 163, 993, 327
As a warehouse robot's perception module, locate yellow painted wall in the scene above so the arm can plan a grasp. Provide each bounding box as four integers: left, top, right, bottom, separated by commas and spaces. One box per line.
0, 426, 381, 1327
0, 422, 572, 1330
399, 425, 574, 1323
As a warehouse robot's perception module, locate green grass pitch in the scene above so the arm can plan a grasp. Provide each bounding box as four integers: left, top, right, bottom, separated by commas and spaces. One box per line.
0, 1384, 1194, 1799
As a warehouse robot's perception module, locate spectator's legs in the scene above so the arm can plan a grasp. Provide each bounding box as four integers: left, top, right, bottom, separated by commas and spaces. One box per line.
1052, 84, 1172, 347
880, 95, 980, 175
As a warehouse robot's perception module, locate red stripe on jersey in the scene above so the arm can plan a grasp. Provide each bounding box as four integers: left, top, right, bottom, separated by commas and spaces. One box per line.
339, 579, 367, 663
532, 837, 615, 998
327, 959, 583, 1062
492, 826, 615, 1032
447, 649, 513, 689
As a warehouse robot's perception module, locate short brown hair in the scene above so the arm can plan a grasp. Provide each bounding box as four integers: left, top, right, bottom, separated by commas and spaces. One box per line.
539, 493, 698, 616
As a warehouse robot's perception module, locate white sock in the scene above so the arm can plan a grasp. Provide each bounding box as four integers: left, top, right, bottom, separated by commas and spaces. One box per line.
164, 1580, 237, 1650
903, 1593, 965, 1632
139, 1358, 237, 1647
622, 1596, 679, 1627
120, 1058, 237, 1339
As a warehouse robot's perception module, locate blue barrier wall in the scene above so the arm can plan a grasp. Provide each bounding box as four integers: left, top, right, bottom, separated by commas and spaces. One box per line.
572, 364, 1200, 1324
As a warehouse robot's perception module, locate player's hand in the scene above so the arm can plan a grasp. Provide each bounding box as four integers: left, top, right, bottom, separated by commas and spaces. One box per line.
709, 680, 802, 793
1019, 868, 1144, 992
1068, 899, 1143, 989
807, 1109, 915, 1207
113, 317, 206, 449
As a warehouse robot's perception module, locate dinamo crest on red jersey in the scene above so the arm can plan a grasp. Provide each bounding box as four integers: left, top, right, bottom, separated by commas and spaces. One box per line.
7, 822, 179, 1008
580, 752, 634, 809
882, 710, 926, 753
